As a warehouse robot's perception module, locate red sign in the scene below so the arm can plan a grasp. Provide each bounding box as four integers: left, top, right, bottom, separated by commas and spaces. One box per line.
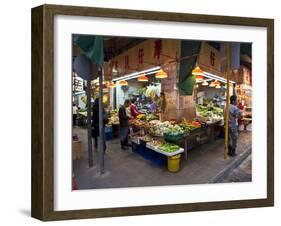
125, 55, 129, 69
153, 39, 162, 60
210, 51, 215, 66
138, 48, 144, 64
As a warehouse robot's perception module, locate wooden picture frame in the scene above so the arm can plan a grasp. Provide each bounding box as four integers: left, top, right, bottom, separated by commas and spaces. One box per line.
31, 4, 274, 221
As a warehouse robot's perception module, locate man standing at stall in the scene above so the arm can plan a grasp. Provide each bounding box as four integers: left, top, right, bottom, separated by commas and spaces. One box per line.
228, 95, 242, 156
118, 99, 131, 150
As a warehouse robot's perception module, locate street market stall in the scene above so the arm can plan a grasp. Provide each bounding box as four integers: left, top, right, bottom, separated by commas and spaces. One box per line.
72, 36, 251, 174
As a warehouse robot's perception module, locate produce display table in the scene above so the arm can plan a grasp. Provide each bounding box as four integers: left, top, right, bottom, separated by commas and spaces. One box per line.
168, 123, 220, 161
131, 139, 183, 168
182, 129, 205, 160
130, 118, 223, 162
146, 143, 184, 157
205, 121, 222, 143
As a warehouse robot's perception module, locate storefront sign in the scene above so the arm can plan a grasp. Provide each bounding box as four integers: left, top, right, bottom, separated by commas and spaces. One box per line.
243, 67, 251, 85
198, 42, 221, 72
73, 76, 84, 92
104, 39, 180, 80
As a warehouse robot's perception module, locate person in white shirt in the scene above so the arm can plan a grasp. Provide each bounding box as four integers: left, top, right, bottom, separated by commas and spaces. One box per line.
73, 103, 78, 126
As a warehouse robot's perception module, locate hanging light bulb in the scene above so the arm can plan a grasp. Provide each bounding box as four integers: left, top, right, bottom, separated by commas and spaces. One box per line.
108, 82, 116, 88
192, 66, 204, 83
155, 69, 168, 79
195, 75, 204, 83
118, 80, 128, 86
137, 74, 148, 82
202, 80, 209, 86
215, 84, 221, 89
209, 81, 216, 87
209, 80, 220, 87
192, 66, 204, 76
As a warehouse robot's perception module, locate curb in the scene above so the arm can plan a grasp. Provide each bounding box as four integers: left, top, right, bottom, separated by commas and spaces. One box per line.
209, 147, 252, 183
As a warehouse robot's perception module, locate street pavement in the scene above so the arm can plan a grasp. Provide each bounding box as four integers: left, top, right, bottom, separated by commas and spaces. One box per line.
222, 154, 252, 182
73, 127, 252, 189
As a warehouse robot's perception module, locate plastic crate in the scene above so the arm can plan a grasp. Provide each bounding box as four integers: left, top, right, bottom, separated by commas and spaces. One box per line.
138, 146, 151, 160
132, 142, 140, 153
150, 151, 167, 166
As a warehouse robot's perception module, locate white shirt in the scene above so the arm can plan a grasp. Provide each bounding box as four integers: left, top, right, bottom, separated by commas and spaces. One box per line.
73, 106, 78, 114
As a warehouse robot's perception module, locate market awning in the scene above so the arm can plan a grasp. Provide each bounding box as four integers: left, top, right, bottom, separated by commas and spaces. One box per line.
74, 35, 104, 66
178, 41, 201, 95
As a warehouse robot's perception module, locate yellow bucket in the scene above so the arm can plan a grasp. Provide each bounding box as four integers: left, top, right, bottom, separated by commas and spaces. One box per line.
167, 154, 181, 172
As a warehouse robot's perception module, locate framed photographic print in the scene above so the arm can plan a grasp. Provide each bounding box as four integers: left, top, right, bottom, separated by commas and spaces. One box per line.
31, 4, 274, 221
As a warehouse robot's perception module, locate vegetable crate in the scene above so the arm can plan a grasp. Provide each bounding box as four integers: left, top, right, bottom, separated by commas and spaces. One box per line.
150, 151, 167, 166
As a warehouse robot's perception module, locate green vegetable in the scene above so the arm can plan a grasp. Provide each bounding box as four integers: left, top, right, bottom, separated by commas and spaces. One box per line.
158, 143, 180, 153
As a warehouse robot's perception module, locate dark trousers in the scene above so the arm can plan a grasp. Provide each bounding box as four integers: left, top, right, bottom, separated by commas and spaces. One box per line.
94, 136, 106, 151
229, 127, 238, 149
73, 114, 77, 126
120, 126, 129, 147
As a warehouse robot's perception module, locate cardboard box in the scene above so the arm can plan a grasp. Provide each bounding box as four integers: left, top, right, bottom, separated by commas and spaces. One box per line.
73, 140, 83, 160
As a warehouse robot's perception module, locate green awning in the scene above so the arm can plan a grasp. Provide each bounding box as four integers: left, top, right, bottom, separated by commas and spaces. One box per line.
178, 41, 201, 95
74, 35, 104, 66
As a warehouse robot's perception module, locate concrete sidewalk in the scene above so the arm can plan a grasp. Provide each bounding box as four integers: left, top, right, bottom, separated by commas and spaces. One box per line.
73, 127, 252, 189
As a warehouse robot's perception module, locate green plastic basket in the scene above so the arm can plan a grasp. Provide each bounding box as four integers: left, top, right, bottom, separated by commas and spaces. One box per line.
164, 133, 184, 142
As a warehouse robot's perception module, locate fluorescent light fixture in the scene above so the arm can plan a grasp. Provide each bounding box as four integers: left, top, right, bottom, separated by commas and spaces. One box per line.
112, 66, 161, 82
203, 72, 235, 84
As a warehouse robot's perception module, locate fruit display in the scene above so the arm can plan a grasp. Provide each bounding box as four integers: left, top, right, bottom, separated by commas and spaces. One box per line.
178, 119, 201, 134
148, 139, 163, 147
147, 120, 202, 137
108, 111, 119, 125
137, 113, 159, 121
130, 119, 146, 127
164, 124, 184, 136
191, 121, 201, 128
196, 104, 224, 122
140, 135, 153, 142
147, 120, 172, 136
136, 114, 145, 120
144, 85, 160, 99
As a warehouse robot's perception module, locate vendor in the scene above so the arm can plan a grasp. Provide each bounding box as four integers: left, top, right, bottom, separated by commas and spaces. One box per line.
148, 97, 156, 113
130, 98, 140, 118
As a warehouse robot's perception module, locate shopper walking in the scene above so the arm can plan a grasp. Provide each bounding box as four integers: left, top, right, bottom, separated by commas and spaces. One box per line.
118, 99, 131, 150
227, 95, 242, 156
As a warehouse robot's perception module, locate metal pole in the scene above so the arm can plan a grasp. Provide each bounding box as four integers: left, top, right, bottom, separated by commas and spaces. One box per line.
98, 67, 105, 174
224, 43, 231, 160
87, 78, 93, 167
